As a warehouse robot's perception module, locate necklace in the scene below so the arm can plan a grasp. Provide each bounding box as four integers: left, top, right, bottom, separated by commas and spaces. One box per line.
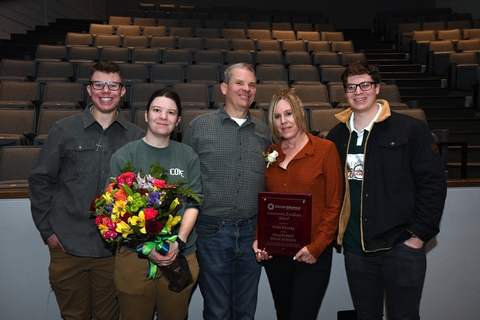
96, 131, 104, 151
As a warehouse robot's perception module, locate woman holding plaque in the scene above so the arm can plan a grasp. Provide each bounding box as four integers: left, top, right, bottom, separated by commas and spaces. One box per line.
108, 89, 203, 320
253, 88, 344, 320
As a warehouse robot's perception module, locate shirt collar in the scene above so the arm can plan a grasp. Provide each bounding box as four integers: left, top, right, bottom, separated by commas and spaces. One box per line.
82, 105, 127, 130
349, 103, 383, 134
219, 105, 254, 127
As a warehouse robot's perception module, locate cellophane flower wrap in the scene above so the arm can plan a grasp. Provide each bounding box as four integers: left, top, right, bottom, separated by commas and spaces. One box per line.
90, 161, 201, 279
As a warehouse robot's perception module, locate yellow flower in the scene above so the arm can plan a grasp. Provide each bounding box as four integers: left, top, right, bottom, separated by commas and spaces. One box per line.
165, 214, 181, 233
113, 200, 126, 216
168, 197, 179, 213
110, 212, 121, 222
102, 192, 112, 203
116, 220, 133, 238
130, 211, 147, 234
98, 223, 108, 235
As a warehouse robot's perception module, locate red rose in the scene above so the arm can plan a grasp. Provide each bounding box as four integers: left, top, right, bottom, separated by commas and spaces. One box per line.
143, 208, 158, 221
95, 215, 103, 226
121, 212, 132, 223
146, 220, 164, 236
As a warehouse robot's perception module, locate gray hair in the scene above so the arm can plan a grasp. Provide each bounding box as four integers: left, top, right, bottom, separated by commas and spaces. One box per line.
223, 63, 255, 84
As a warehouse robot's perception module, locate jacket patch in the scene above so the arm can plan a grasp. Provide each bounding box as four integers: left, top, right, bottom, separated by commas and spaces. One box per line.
431, 143, 439, 155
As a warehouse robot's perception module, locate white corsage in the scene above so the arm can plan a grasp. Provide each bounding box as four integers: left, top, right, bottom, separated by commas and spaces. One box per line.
262, 150, 279, 168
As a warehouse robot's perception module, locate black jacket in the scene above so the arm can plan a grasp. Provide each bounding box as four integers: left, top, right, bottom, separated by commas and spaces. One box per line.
327, 100, 447, 253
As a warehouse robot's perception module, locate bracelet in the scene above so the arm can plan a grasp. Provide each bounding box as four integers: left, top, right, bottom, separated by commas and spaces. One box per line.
176, 237, 186, 253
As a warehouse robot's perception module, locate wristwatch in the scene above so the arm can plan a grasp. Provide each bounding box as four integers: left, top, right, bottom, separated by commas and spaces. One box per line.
176, 238, 186, 253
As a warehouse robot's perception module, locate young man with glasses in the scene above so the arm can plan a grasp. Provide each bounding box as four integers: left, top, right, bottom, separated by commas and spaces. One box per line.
327, 61, 447, 319
29, 61, 145, 320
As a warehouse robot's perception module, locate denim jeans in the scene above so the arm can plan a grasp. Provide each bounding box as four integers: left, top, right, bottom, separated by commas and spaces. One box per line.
195, 215, 261, 320
344, 242, 427, 320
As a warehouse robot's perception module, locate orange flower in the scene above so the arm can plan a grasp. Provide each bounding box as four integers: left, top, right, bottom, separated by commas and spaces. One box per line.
105, 182, 116, 193
113, 188, 128, 201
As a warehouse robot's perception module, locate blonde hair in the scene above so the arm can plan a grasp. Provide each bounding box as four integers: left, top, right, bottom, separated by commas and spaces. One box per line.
267, 88, 308, 142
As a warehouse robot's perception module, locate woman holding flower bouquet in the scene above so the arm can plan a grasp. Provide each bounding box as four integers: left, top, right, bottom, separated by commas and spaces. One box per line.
107, 89, 203, 320
253, 88, 344, 320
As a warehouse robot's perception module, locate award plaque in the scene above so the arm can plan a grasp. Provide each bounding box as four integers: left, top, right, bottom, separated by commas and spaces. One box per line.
257, 192, 312, 257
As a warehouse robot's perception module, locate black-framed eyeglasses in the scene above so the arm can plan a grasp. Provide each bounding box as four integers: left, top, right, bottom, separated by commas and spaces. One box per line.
90, 81, 122, 91
345, 82, 376, 93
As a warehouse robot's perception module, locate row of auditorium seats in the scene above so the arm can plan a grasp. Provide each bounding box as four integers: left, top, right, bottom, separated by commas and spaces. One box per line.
0, 80, 409, 148
0, 59, 373, 103
65, 35, 351, 53
0, 106, 431, 188
134, 3, 321, 17
428, 51, 480, 90
0, 74, 408, 118
34, 44, 360, 66
6, 47, 476, 96
402, 28, 480, 60
86, 25, 342, 41
124, 11, 329, 25
374, 6, 478, 38
393, 21, 476, 49
106, 17, 335, 33
125, 5, 329, 24
426, 40, 480, 72
395, 22, 480, 51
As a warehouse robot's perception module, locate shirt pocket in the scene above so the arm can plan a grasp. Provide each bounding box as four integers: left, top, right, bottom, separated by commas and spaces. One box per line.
64, 140, 97, 174
375, 136, 410, 183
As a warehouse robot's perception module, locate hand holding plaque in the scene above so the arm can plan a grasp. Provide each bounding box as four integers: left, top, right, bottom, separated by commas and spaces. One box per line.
257, 192, 312, 258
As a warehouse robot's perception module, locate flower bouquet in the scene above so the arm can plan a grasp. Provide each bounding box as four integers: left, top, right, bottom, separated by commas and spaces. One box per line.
90, 160, 200, 288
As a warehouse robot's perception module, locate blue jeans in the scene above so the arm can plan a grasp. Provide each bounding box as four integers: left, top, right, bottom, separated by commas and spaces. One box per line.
195, 215, 261, 320
344, 242, 427, 320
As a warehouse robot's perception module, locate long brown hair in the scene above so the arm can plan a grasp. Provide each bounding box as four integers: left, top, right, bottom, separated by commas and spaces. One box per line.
267, 88, 308, 142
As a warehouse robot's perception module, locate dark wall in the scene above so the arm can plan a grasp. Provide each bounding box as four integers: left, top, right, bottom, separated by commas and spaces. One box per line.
105, 0, 436, 29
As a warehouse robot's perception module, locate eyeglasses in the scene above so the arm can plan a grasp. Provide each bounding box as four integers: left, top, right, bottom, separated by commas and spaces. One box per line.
90, 81, 122, 91
345, 82, 376, 93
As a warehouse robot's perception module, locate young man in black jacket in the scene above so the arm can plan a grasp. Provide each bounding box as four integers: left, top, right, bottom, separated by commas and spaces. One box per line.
327, 61, 447, 320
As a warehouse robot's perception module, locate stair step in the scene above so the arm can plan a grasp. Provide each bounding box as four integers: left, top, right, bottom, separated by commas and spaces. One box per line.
429, 119, 480, 132
365, 52, 408, 60
10, 33, 65, 44
447, 132, 480, 145
379, 71, 431, 79
356, 42, 395, 51
446, 145, 480, 163
384, 78, 443, 88
401, 96, 467, 107
446, 165, 480, 179
399, 87, 450, 96
375, 64, 423, 72
423, 107, 478, 119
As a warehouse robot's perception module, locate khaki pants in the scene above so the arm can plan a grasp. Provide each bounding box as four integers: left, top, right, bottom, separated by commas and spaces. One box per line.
48, 246, 119, 320
114, 247, 199, 320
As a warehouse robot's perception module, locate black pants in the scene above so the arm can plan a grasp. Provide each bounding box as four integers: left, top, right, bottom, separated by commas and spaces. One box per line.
344, 242, 426, 320
263, 244, 334, 320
